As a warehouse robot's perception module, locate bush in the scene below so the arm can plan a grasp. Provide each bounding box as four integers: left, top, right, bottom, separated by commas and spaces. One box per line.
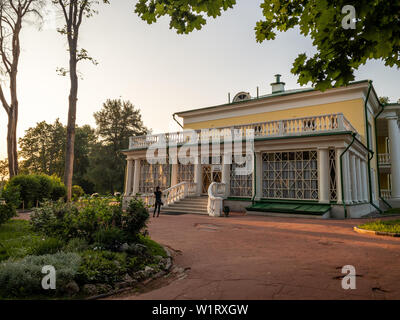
64, 238, 90, 253
29, 237, 65, 256
0, 252, 81, 298
49, 176, 67, 201
31, 200, 77, 238
77, 250, 127, 284
93, 227, 127, 251
4, 175, 67, 209
1, 183, 21, 209
71, 185, 85, 201
124, 198, 149, 238
0, 203, 16, 226
31, 197, 149, 244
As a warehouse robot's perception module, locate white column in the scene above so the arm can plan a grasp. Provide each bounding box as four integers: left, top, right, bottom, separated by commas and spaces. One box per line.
171, 163, 179, 187
318, 148, 330, 203
335, 148, 344, 204
388, 116, 400, 199
194, 156, 202, 196
360, 159, 368, 202
254, 152, 262, 200
124, 159, 134, 196
343, 151, 352, 204
355, 156, 362, 202
350, 153, 358, 203
132, 159, 141, 195
222, 153, 231, 197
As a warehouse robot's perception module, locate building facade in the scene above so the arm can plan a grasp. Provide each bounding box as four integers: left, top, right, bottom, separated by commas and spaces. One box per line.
122, 76, 400, 218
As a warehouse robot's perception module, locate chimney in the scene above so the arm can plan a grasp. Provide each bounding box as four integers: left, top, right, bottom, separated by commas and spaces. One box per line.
271, 74, 285, 94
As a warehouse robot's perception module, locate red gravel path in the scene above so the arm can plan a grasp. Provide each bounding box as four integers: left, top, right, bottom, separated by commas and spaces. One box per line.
112, 214, 400, 300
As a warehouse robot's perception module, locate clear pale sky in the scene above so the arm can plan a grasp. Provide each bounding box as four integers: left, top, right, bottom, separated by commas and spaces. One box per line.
0, 1, 399, 160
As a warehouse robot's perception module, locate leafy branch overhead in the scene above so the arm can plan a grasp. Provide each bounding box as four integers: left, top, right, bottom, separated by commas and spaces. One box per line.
135, 0, 400, 90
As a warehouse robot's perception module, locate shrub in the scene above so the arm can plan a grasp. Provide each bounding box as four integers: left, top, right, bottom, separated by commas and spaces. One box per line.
6, 175, 40, 208
93, 227, 127, 251
49, 176, 67, 201
29, 237, 65, 256
31, 200, 77, 238
123, 198, 149, 238
1, 183, 21, 209
4, 175, 67, 209
31, 197, 149, 244
77, 250, 127, 284
0, 203, 16, 226
64, 238, 90, 253
0, 252, 81, 298
71, 185, 85, 201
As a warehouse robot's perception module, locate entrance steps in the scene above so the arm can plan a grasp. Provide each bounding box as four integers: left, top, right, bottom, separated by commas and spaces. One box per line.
161, 196, 209, 215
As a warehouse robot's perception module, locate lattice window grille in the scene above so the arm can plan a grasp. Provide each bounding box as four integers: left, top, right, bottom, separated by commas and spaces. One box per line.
262, 151, 318, 200
139, 160, 170, 194
230, 154, 253, 197
178, 163, 194, 183
329, 149, 337, 201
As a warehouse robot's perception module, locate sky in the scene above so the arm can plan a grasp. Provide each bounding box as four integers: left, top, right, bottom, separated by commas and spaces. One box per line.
0, 0, 399, 160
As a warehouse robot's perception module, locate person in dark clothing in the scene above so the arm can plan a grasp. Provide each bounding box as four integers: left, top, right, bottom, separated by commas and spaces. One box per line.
154, 186, 163, 217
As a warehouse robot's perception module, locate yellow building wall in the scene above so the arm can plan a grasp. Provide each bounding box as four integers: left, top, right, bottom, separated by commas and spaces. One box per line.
184, 98, 367, 143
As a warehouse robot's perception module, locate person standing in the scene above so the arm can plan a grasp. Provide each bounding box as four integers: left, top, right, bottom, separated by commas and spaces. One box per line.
153, 186, 163, 218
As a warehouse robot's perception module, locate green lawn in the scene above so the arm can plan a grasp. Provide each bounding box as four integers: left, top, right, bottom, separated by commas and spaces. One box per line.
358, 219, 400, 234
0, 220, 43, 262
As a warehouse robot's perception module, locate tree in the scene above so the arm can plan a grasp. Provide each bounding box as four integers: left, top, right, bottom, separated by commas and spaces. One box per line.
54, 0, 109, 200
19, 119, 66, 176
0, 0, 44, 178
18, 119, 97, 193
88, 99, 148, 194
72, 124, 96, 193
134, 0, 400, 90
379, 97, 390, 105
0, 158, 8, 182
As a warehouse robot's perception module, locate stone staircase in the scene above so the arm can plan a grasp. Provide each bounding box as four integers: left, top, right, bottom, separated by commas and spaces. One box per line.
161, 196, 209, 215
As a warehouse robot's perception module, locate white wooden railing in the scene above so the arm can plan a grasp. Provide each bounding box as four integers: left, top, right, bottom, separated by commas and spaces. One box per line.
378, 153, 391, 165
381, 189, 391, 200
128, 181, 197, 208
129, 113, 357, 150
207, 182, 226, 217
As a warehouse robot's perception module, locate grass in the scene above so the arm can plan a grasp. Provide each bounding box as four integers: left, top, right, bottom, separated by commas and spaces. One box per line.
0, 220, 43, 262
138, 234, 167, 258
358, 219, 400, 234
384, 208, 400, 215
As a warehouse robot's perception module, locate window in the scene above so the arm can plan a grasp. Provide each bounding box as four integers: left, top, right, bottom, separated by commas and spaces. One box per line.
262, 151, 318, 200
139, 160, 170, 194
178, 163, 194, 183
230, 154, 253, 197
329, 149, 337, 201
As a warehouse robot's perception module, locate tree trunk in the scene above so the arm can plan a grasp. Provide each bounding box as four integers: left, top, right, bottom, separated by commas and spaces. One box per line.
64, 41, 78, 201
6, 107, 18, 178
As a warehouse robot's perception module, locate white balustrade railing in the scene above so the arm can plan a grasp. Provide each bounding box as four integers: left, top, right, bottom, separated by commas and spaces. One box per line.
207, 182, 226, 217
378, 153, 391, 165
127, 181, 197, 209
381, 189, 391, 200
162, 181, 196, 206
129, 113, 357, 149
